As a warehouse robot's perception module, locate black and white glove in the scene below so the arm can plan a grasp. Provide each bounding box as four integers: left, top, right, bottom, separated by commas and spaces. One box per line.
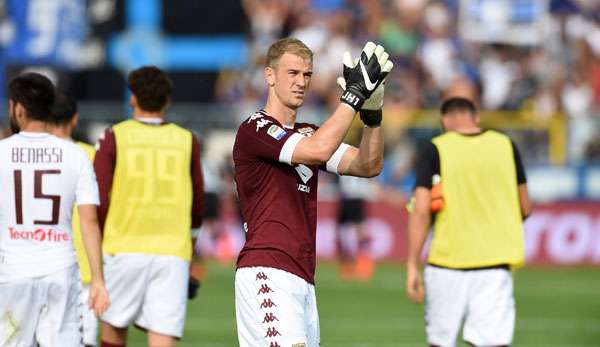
338, 48, 393, 127
339, 42, 393, 113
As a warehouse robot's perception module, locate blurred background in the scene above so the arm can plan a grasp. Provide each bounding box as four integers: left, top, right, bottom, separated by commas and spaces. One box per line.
1, 0, 599, 346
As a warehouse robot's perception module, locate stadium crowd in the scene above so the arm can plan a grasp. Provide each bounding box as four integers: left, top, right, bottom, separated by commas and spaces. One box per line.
217, 0, 600, 164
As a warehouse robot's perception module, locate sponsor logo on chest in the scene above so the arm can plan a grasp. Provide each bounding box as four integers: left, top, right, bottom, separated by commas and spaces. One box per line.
295, 164, 313, 193
8, 227, 69, 242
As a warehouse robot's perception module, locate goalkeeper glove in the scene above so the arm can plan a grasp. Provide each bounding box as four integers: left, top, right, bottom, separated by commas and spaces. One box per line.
337, 50, 392, 127
340, 42, 393, 112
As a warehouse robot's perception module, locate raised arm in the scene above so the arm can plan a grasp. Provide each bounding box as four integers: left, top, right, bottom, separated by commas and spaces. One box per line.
291, 104, 357, 165
292, 42, 393, 166
336, 126, 383, 178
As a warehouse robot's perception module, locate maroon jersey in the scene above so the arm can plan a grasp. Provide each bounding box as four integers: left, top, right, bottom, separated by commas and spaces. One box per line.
233, 110, 324, 284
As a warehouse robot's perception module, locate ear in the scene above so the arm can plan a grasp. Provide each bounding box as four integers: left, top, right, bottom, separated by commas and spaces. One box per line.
130, 94, 137, 108
440, 116, 450, 132
71, 113, 79, 129
264, 66, 275, 87
15, 102, 26, 120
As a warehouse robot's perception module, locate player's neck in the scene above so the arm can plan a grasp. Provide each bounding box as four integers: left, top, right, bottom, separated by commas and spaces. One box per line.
451, 126, 482, 135
132, 108, 165, 120
20, 120, 49, 134
264, 99, 297, 128
48, 125, 71, 140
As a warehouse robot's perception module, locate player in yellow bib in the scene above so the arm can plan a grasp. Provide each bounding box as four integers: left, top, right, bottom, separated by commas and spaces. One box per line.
94, 66, 204, 347
48, 93, 99, 347
406, 97, 533, 347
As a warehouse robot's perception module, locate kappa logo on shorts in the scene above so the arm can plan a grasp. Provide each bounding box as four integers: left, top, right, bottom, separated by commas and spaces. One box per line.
2, 311, 19, 343
262, 312, 279, 323
269, 342, 281, 347
260, 298, 277, 308
256, 272, 269, 281
265, 327, 282, 338
257, 284, 274, 295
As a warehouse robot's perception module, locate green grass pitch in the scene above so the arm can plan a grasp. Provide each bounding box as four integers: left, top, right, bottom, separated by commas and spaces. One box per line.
126, 261, 600, 346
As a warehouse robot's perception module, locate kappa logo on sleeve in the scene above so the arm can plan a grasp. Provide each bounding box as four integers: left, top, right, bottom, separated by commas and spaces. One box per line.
267, 125, 287, 140
256, 119, 272, 132
247, 112, 263, 123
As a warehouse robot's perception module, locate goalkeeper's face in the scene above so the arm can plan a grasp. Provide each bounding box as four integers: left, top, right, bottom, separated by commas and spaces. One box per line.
269, 52, 313, 109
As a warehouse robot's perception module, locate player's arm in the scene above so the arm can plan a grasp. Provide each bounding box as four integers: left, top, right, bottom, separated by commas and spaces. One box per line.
78, 204, 110, 316
335, 126, 383, 178
406, 187, 431, 304
77, 150, 110, 316
189, 134, 204, 300
405, 142, 438, 304
329, 50, 387, 177
292, 42, 393, 166
512, 140, 532, 220
291, 104, 358, 165
518, 184, 532, 220
93, 127, 116, 231
191, 134, 204, 228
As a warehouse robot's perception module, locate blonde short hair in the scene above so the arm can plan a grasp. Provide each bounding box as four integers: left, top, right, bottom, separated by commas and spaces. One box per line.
266, 38, 313, 69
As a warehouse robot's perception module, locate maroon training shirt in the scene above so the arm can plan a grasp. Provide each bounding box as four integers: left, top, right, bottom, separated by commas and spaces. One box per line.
233, 110, 323, 284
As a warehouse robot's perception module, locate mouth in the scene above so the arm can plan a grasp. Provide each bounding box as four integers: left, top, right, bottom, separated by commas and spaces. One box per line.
292, 91, 305, 98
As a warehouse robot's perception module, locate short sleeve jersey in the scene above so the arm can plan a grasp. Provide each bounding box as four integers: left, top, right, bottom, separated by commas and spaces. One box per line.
0, 132, 99, 283
233, 110, 346, 284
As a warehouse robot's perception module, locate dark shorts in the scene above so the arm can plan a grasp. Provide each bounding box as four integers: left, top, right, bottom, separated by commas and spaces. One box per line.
337, 198, 365, 224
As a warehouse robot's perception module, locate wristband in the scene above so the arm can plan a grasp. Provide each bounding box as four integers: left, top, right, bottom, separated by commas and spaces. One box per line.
360, 109, 382, 127
340, 89, 365, 111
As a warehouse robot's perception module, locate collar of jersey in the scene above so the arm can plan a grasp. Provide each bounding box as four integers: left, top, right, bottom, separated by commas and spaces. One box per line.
134, 116, 164, 124
18, 131, 51, 138
259, 109, 295, 129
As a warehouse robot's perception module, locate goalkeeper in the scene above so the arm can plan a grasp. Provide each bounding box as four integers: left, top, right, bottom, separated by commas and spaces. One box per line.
233, 38, 393, 347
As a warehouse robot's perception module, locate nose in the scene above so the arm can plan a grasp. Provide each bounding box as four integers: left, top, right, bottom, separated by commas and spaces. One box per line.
295, 75, 306, 88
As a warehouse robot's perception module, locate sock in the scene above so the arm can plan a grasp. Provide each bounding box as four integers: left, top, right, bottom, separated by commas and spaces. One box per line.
101, 341, 126, 347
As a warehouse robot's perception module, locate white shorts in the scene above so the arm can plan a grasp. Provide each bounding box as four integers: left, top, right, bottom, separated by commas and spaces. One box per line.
81, 284, 98, 346
235, 266, 320, 347
101, 253, 189, 338
0, 265, 82, 347
424, 265, 515, 347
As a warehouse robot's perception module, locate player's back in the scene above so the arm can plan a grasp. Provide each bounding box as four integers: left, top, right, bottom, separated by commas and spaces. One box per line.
101, 119, 195, 260
0, 132, 98, 282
